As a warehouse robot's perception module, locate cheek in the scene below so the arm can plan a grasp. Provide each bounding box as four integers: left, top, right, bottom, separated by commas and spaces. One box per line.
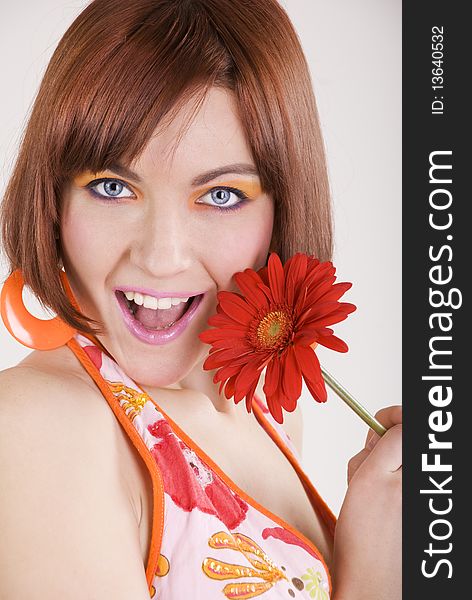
60, 204, 123, 298
205, 202, 274, 290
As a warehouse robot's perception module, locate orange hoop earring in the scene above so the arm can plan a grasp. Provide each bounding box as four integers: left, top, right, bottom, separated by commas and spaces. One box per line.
0, 269, 77, 350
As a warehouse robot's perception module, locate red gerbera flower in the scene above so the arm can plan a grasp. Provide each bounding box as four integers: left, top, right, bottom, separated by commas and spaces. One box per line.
198, 252, 356, 424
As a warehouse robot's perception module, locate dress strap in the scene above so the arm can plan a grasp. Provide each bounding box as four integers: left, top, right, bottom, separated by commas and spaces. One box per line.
252, 395, 337, 538
65, 336, 165, 592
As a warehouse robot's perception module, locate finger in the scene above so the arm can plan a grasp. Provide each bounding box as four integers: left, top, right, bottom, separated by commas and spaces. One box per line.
364, 404, 403, 449
349, 406, 403, 484
368, 423, 402, 473
347, 448, 370, 484
350, 406, 403, 485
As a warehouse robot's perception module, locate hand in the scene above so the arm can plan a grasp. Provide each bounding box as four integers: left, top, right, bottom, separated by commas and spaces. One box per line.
332, 405, 402, 600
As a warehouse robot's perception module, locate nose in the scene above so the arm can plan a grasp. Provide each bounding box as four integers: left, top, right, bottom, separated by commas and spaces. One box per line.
129, 194, 193, 279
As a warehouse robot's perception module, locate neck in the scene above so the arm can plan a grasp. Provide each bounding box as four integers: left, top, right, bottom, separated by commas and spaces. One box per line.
176, 353, 266, 417
91, 331, 266, 419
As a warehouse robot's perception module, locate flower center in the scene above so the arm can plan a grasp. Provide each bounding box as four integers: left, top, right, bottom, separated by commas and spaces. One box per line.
252, 309, 293, 350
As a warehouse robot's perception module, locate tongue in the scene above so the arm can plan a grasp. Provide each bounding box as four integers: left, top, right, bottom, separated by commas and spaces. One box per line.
134, 300, 190, 329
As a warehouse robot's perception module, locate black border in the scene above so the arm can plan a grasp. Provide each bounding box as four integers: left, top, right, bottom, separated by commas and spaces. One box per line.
403, 2, 468, 595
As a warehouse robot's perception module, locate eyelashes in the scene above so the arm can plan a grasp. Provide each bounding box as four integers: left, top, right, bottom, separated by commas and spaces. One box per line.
85, 178, 135, 200
84, 177, 249, 212
195, 186, 249, 212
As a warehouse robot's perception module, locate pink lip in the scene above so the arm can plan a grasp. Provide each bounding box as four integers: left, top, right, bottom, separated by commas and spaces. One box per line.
114, 285, 206, 299
115, 290, 205, 345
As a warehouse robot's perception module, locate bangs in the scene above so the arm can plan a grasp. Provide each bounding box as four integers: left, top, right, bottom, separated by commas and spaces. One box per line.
49, 0, 234, 180
2, 0, 333, 336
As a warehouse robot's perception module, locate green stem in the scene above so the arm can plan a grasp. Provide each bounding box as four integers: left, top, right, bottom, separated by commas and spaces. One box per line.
320, 365, 387, 437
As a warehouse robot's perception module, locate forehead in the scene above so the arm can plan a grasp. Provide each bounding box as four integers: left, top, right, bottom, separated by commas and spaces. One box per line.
130, 87, 255, 178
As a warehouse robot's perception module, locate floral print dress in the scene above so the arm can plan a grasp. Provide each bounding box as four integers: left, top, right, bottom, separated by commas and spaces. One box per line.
67, 333, 336, 599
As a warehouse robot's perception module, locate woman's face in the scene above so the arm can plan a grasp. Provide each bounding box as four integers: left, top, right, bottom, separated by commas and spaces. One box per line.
60, 87, 274, 387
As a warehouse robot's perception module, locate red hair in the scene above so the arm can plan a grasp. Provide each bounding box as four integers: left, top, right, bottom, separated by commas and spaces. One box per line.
1, 0, 333, 335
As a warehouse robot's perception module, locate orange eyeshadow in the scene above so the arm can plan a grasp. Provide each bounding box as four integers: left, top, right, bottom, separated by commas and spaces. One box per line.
188, 179, 262, 204
73, 173, 263, 202
73, 171, 114, 187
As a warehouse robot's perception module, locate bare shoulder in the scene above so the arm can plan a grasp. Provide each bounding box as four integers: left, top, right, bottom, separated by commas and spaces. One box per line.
0, 356, 150, 598
0, 348, 111, 432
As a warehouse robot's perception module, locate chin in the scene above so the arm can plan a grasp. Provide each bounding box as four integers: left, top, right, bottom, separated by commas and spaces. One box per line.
108, 340, 207, 389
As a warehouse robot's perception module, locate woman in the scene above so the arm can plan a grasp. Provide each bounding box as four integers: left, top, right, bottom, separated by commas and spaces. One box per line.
0, 1, 401, 598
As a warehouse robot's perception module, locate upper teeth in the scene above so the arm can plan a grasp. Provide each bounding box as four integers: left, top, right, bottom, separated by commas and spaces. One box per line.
123, 291, 190, 310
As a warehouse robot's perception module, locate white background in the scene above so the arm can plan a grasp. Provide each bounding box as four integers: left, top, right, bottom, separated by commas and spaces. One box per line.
0, 0, 401, 514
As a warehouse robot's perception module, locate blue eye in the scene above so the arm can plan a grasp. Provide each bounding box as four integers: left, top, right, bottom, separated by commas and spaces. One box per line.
84, 179, 249, 211
197, 187, 248, 211
86, 178, 135, 200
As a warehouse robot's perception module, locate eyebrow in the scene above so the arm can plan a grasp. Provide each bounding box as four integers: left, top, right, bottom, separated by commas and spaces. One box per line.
107, 162, 259, 186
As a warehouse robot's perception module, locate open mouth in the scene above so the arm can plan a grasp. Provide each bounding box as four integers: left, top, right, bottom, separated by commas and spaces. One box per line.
116, 290, 201, 331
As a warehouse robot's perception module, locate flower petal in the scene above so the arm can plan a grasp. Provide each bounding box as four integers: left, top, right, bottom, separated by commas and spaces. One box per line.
284, 253, 308, 306
204, 337, 252, 352
256, 281, 275, 304
294, 345, 327, 403
305, 276, 337, 306
318, 281, 353, 303
234, 270, 269, 310
198, 252, 356, 418
293, 329, 318, 346
233, 356, 264, 399
258, 265, 269, 287
305, 262, 335, 290
280, 390, 297, 412
198, 327, 246, 344
303, 372, 328, 404
281, 346, 302, 405
302, 310, 350, 330
218, 291, 255, 325
263, 356, 281, 398
203, 347, 254, 369
306, 267, 336, 288
207, 313, 248, 330
244, 378, 259, 414
297, 301, 343, 328
266, 390, 284, 423
341, 302, 357, 315
212, 361, 248, 382
317, 334, 349, 353
224, 375, 238, 399
267, 252, 285, 303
